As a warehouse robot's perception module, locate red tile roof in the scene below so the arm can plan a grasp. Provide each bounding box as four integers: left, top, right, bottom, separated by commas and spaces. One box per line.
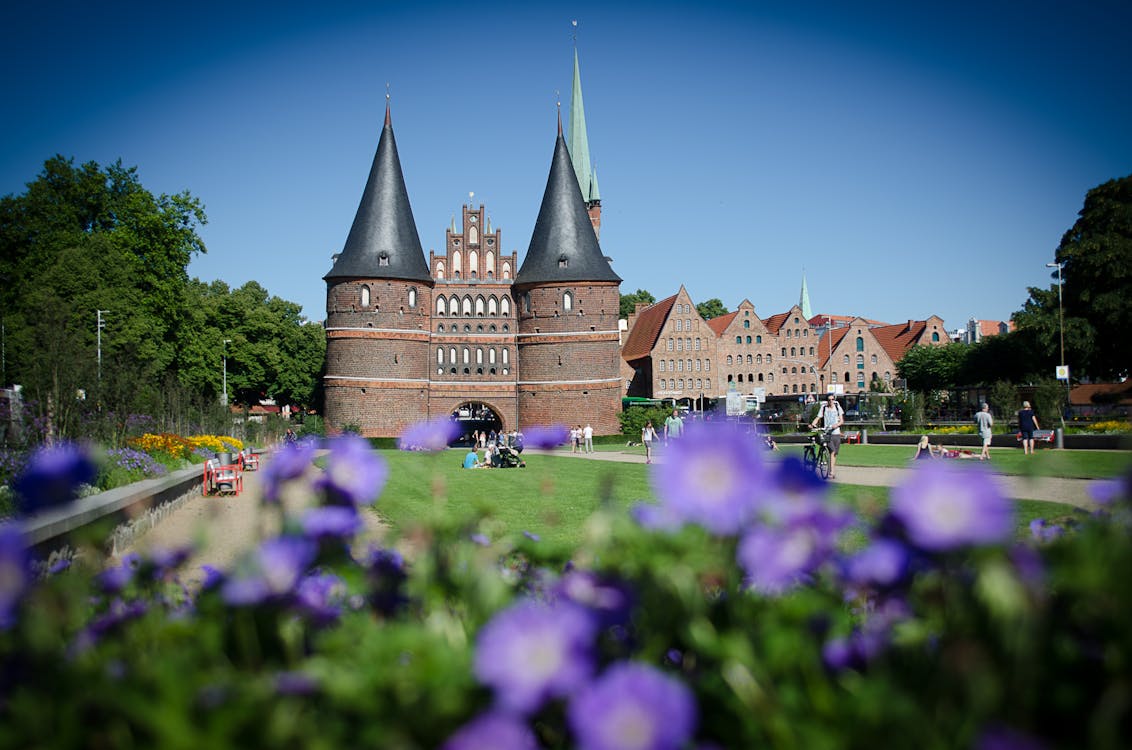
816, 326, 850, 368
1070, 381, 1132, 406
763, 311, 790, 335
621, 294, 677, 361
706, 311, 738, 336
871, 320, 929, 364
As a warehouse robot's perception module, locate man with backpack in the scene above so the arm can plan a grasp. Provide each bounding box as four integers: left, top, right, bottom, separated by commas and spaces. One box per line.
810, 394, 845, 479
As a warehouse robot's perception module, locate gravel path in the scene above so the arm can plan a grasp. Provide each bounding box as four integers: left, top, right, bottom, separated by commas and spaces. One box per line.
115, 459, 387, 586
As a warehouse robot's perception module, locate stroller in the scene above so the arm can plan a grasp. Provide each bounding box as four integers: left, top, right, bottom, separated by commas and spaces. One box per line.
493, 444, 526, 468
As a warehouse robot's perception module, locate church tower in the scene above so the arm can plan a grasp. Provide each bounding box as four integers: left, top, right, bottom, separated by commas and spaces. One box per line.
323, 102, 434, 437
514, 113, 622, 434
567, 48, 601, 239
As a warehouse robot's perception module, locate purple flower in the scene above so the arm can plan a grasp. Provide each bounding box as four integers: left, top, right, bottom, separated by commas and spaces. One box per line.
470, 533, 491, 547
1, 524, 31, 629
522, 424, 571, 449
301, 506, 363, 540
317, 434, 388, 506
650, 423, 765, 535
845, 539, 909, 588
554, 570, 633, 628
630, 501, 684, 532
261, 441, 316, 504
221, 537, 316, 605
294, 572, 346, 625
975, 723, 1049, 750
398, 417, 461, 451
98, 554, 140, 593
147, 545, 191, 577
522, 530, 540, 542
1088, 476, 1127, 507
1028, 518, 1064, 543
14, 442, 96, 514
890, 462, 1013, 551
738, 523, 823, 594
441, 712, 538, 750
473, 599, 597, 714
360, 546, 408, 616
274, 671, 320, 696
567, 662, 697, 750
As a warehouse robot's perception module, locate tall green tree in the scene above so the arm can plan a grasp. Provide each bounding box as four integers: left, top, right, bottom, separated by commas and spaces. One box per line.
1015, 174, 1132, 379
695, 298, 728, 320
619, 289, 656, 319
896, 343, 968, 392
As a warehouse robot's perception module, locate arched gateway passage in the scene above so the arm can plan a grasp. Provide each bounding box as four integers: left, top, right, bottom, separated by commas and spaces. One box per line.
450, 402, 504, 447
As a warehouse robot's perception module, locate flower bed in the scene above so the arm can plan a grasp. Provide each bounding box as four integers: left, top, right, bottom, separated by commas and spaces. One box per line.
2, 425, 1131, 748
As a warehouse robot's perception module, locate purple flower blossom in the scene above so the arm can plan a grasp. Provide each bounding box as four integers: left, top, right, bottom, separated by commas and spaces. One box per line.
975, 723, 1049, 750
890, 462, 1013, 551
1028, 518, 1065, 543
301, 505, 363, 540
522, 530, 540, 542
274, 671, 320, 696
473, 599, 597, 714
294, 572, 346, 625
360, 546, 408, 616
398, 417, 461, 451
316, 434, 388, 507
14, 442, 96, 514
261, 441, 316, 504
1, 524, 31, 629
629, 501, 684, 532
522, 424, 571, 449
554, 570, 634, 628
567, 662, 697, 750
650, 423, 766, 535
98, 554, 140, 594
146, 545, 191, 577
738, 523, 823, 594
1088, 476, 1127, 507
221, 537, 316, 606
441, 712, 538, 750
470, 533, 491, 546
845, 539, 909, 588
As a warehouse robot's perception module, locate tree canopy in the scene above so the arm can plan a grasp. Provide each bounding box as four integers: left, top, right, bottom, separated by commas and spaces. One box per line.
695, 298, 728, 320
1015, 174, 1132, 379
0, 156, 324, 440
619, 289, 656, 319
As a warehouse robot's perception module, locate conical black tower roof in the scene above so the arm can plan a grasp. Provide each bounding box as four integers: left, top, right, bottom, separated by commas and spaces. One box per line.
325, 105, 431, 283
515, 131, 620, 286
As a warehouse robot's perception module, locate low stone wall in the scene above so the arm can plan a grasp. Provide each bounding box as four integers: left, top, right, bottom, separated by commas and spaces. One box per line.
23, 464, 205, 558
775, 431, 1129, 450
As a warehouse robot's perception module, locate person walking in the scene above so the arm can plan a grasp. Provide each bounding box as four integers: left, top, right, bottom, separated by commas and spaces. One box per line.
810, 394, 845, 479
641, 420, 658, 464
1018, 400, 1040, 455
583, 423, 594, 454
975, 402, 994, 460
664, 409, 684, 445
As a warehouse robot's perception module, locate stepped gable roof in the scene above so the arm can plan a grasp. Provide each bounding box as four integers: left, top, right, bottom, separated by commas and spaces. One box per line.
325, 104, 431, 284
515, 130, 620, 286
622, 294, 677, 361
817, 326, 850, 369
707, 311, 738, 336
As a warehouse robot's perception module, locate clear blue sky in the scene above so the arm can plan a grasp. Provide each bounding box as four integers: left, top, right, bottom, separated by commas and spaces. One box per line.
3, 1, 1130, 332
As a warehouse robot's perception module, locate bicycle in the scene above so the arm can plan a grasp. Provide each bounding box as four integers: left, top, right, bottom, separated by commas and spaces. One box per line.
802, 429, 832, 480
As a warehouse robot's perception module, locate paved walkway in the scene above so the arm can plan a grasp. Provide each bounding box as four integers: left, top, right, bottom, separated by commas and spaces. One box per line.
528, 449, 1103, 510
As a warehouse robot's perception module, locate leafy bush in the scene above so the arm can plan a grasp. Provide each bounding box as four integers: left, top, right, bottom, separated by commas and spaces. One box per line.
2, 431, 1131, 749
1087, 420, 1132, 434
95, 447, 169, 490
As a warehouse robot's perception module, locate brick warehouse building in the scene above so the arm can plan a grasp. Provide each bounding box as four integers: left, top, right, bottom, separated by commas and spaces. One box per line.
323, 54, 622, 437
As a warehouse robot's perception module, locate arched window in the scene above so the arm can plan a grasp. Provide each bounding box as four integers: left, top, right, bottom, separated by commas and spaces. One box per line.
502, 348, 509, 365
844, 372, 851, 383
856, 336, 864, 351
450, 295, 460, 315
786, 330, 792, 338
871, 354, 878, 364
746, 336, 752, 344
726, 355, 733, 365
758, 373, 764, 382
502, 262, 511, 279
705, 360, 710, 371
462, 348, 470, 365
737, 374, 744, 383
436, 297, 446, 316
486, 251, 494, 273
469, 250, 478, 275
468, 225, 478, 244
488, 296, 498, 316
736, 336, 742, 344
781, 348, 787, 357
452, 251, 462, 274
791, 367, 797, 374
437, 348, 444, 364
743, 320, 750, 328
408, 288, 417, 308
756, 354, 762, 364
857, 354, 865, 368
662, 359, 669, 371
436, 261, 445, 279
756, 335, 762, 344
695, 359, 701, 371
677, 360, 683, 372
932, 332, 940, 342
766, 355, 772, 364
475, 297, 485, 317
768, 372, 774, 382
563, 291, 573, 311
843, 354, 850, 365
677, 339, 683, 351
476, 348, 483, 364
790, 347, 796, 357
746, 354, 752, 364
449, 347, 457, 364
490, 348, 497, 364
501, 297, 511, 317
462, 297, 473, 316
360, 285, 370, 308
675, 319, 682, 332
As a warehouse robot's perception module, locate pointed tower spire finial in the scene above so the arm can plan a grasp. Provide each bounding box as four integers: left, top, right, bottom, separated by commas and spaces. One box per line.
384, 83, 391, 126
556, 90, 562, 136
799, 269, 813, 320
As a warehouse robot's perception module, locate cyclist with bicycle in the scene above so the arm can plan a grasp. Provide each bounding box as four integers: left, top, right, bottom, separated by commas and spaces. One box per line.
810, 394, 845, 479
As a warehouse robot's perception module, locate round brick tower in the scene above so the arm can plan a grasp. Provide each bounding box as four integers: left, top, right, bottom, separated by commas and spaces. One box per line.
514, 120, 622, 435
323, 103, 434, 437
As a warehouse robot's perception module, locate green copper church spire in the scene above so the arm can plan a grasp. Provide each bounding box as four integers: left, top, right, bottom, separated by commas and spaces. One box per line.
568, 46, 598, 203
799, 271, 813, 320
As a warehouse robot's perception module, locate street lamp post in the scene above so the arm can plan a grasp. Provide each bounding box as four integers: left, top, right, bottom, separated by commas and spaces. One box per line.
1046, 261, 1068, 427
96, 310, 109, 385
222, 339, 232, 406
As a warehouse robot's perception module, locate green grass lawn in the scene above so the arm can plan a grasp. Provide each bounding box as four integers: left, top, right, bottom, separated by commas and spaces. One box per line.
370, 449, 1087, 556
777, 443, 1131, 479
